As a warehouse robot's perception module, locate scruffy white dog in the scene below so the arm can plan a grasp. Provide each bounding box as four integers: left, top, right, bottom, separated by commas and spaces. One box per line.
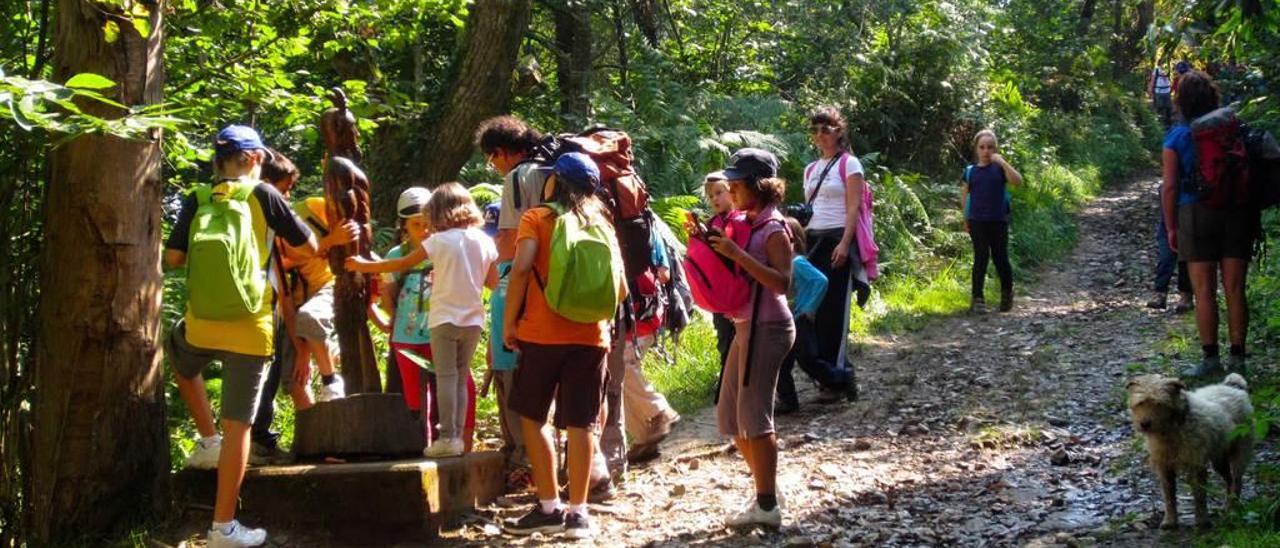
1127, 373, 1253, 529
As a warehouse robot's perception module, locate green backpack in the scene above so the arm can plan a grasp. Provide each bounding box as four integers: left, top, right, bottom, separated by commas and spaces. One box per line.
186, 180, 265, 320
534, 203, 621, 323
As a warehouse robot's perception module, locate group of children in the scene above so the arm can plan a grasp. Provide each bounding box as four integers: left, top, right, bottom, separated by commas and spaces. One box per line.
169, 112, 1028, 545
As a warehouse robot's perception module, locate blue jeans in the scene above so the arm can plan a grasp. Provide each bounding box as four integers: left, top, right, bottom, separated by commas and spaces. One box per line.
1154, 214, 1191, 293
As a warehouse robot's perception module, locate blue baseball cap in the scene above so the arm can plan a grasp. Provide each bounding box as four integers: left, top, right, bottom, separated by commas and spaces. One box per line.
553, 152, 600, 192
722, 148, 778, 182
214, 125, 273, 159
1175, 60, 1191, 74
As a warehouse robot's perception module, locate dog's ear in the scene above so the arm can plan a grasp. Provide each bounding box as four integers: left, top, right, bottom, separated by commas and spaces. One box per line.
1164, 378, 1186, 394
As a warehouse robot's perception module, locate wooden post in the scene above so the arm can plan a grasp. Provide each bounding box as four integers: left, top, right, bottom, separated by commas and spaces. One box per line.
320, 89, 380, 394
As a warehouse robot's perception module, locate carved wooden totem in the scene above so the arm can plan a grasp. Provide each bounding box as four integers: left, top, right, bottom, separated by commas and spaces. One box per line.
320, 88, 380, 393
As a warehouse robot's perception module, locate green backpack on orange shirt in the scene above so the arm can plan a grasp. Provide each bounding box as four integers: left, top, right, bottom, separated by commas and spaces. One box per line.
534, 203, 622, 323
186, 180, 265, 321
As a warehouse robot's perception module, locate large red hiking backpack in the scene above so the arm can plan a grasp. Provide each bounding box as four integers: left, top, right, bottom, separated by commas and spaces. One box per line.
1190, 108, 1251, 209
565, 128, 655, 280
512, 128, 656, 280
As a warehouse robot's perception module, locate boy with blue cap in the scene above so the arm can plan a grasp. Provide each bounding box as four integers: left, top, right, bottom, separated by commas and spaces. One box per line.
163, 125, 318, 547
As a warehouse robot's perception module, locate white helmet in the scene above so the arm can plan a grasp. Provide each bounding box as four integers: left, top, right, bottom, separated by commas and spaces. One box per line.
397, 187, 432, 218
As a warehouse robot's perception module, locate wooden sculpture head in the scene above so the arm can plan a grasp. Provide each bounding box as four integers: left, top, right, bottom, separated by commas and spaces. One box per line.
320, 87, 361, 163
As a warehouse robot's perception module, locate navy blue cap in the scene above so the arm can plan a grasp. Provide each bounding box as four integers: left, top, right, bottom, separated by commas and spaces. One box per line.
1176, 60, 1191, 74
553, 152, 600, 192
215, 125, 272, 159
722, 148, 778, 182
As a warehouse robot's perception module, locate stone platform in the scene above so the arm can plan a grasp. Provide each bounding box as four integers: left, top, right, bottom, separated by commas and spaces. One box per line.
174, 452, 505, 542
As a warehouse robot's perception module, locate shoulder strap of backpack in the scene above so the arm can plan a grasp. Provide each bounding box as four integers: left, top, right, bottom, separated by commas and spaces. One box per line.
839, 153, 850, 183
807, 154, 843, 205
963, 165, 974, 185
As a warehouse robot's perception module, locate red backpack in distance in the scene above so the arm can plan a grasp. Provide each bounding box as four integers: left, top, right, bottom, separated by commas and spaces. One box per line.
1190, 108, 1251, 210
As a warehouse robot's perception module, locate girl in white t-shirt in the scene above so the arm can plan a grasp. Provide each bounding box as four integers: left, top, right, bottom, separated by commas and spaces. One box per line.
348, 183, 498, 457
798, 106, 867, 401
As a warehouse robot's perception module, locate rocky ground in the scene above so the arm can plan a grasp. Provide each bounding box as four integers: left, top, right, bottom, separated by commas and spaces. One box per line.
445, 176, 1273, 547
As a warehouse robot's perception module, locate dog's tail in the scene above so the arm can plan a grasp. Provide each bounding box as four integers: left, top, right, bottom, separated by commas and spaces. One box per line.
1223, 373, 1249, 392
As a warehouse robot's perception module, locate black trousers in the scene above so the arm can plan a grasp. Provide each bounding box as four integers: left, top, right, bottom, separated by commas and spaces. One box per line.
805, 229, 858, 374
777, 316, 851, 406
967, 218, 1008, 299
970, 220, 1013, 298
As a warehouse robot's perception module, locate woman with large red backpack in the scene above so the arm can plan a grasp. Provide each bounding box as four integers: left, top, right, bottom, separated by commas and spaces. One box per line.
1162, 69, 1259, 378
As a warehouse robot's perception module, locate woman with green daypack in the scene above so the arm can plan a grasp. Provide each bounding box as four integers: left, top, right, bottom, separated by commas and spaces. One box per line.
500, 152, 625, 541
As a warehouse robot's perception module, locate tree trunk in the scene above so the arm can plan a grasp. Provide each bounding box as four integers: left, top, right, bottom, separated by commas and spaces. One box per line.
555, 3, 593, 124
30, 0, 167, 543
1077, 0, 1097, 35
369, 0, 533, 222
630, 0, 661, 48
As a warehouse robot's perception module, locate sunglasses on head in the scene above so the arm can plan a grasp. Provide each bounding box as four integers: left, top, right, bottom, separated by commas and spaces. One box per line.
809, 124, 836, 135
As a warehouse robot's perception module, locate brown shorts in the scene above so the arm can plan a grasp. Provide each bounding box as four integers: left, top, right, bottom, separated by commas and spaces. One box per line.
509, 341, 608, 431
1177, 202, 1259, 262
717, 319, 796, 439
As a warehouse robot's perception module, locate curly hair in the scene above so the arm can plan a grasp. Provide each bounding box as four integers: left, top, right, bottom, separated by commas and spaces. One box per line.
425, 182, 483, 232
737, 176, 786, 208
809, 106, 851, 152
1176, 70, 1222, 121
474, 115, 544, 156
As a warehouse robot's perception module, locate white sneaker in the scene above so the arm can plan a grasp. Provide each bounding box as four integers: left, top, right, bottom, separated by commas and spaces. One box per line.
724, 497, 782, 528
207, 520, 267, 547
184, 435, 222, 470
423, 437, 464, 458
316, 375, 345, 403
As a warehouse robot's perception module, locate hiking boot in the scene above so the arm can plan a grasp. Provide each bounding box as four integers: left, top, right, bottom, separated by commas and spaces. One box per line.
1146, 292, 1168, 310
775, 400, 799, 416
815, 386, 842, 404
1226, 354, 1248, 376
563, 511, 594, 540
626, 441, 661, 464
724, 498, 782, 529
1173, 292, 1194, 314
424, 437, 464, 458
1183, 356, 1225, 379
999, 289, 1014, 312
207, 520, 267, 548
969, 297, 988, 314
184, 435, 222, 470
248, 442, 294, 466
587, 477, 615, 503
504, 503, 565, 535
317, 375, 345, 403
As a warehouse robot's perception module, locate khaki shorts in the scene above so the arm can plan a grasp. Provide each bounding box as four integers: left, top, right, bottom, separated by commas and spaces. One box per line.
165, 320, 270, 424
1177, 202, 1259, 262
717, 319, 796, 439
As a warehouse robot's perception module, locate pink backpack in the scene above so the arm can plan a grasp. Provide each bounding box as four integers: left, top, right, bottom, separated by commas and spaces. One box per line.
682, 212, 753, 314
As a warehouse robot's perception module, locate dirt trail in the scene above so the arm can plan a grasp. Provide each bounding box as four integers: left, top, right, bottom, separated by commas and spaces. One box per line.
451, 176, 1246, 547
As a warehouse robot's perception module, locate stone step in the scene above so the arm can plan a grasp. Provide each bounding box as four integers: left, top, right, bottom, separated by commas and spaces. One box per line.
174, 452, 505, 543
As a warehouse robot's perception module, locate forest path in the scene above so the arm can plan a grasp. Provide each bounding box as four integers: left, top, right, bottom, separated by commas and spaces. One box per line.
454, 175, 1232, 547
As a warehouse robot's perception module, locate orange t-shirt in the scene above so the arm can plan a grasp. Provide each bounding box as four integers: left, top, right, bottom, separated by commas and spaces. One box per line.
513, 207, 615, 348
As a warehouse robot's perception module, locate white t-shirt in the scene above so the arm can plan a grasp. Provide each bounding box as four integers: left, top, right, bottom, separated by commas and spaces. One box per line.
498, 162, 549, 230
803, 153, 865, 231
422, 227, 498, 328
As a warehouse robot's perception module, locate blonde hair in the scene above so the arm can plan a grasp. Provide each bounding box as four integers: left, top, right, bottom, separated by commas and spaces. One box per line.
425, 182, 483, 232
973, 129, 999, 151
702, 176, 728, 202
